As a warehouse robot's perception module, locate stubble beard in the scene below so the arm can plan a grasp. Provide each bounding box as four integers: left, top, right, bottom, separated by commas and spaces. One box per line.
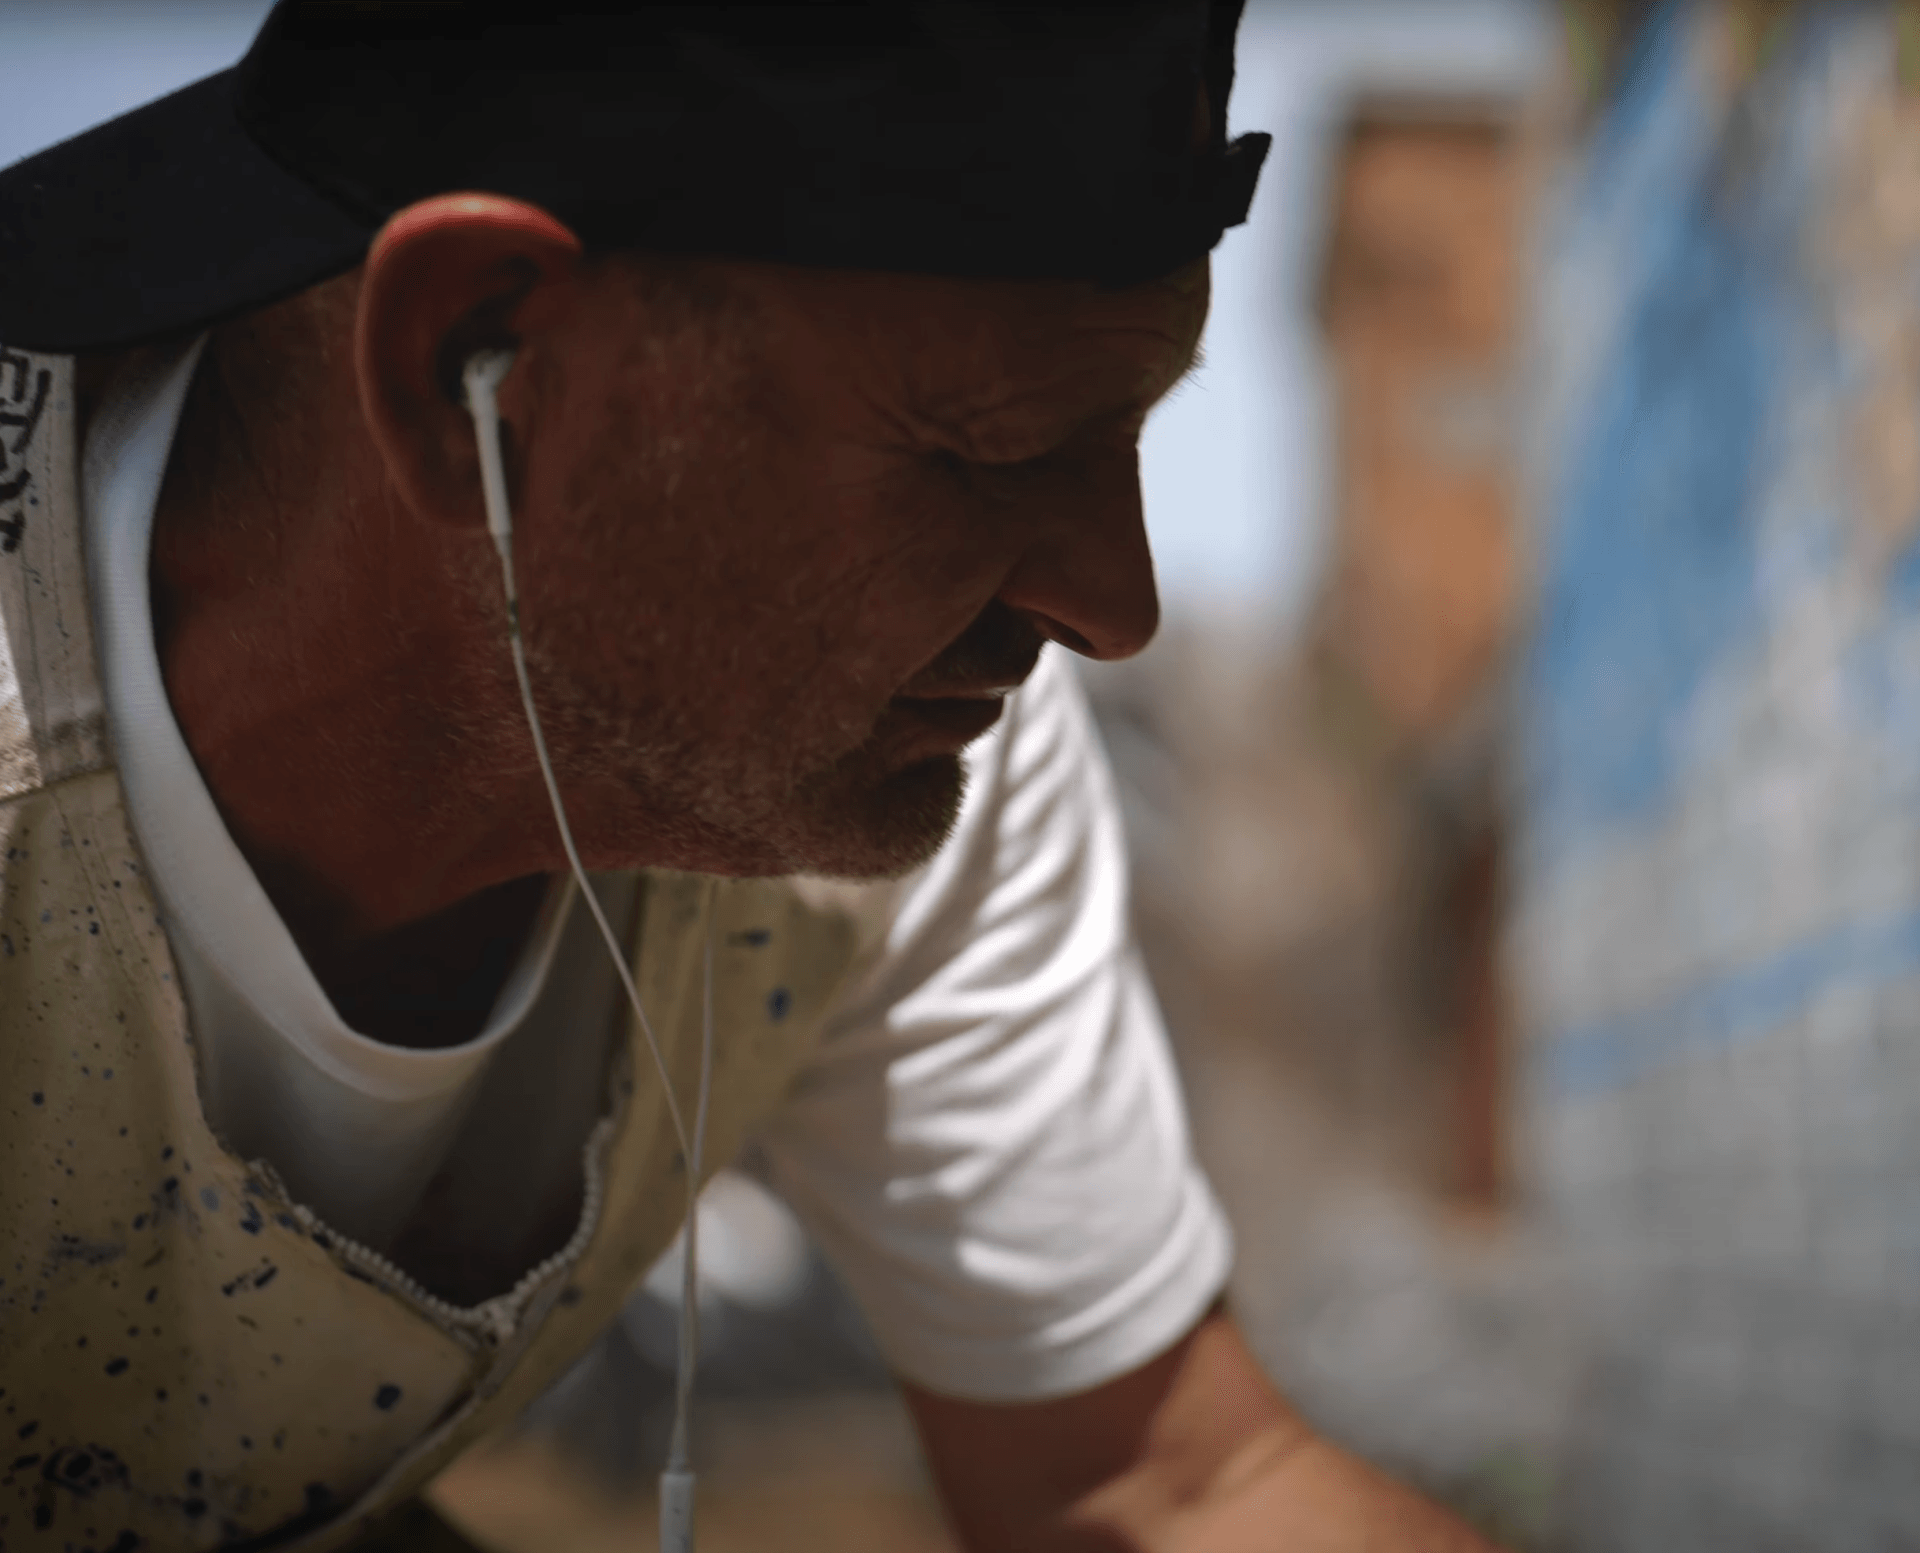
516, 633, 972, 882
551, 607, 1045, 881
777, 747, 969, 879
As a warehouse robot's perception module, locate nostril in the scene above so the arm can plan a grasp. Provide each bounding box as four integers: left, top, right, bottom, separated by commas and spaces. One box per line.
1029, 613, 1095, 656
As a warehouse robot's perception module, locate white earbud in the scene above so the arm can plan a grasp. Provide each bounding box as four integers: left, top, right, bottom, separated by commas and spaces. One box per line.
462, 349, 712, 1553
461, 348, 518, 565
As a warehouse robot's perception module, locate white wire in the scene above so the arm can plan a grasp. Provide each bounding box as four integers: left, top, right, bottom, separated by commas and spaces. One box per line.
670, 879, 717, 1467
464, 351, 708, 1553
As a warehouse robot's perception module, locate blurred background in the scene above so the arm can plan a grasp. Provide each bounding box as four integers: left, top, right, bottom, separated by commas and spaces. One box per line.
12, 0, 1920, 1546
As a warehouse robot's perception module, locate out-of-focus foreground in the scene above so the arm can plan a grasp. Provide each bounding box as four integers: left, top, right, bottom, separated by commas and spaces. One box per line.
429, 1, 1920, 1549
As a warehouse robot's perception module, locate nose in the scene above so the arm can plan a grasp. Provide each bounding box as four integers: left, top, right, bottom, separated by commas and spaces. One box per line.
995, 449, 1161, 662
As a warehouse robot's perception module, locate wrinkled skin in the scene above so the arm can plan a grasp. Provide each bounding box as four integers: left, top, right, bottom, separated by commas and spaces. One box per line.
151, 197, 1204, 1040
478, 244, 1204, 881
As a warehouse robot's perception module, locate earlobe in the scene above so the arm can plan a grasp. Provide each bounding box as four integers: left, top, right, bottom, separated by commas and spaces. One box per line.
353, 194, 581, 528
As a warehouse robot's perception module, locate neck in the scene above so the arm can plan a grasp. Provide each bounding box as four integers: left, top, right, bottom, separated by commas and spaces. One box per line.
298, 874, 552, 1048
146, 334, 559, 1042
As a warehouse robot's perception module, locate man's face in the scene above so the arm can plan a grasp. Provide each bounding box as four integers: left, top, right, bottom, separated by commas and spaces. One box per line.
505, 257, 1208, 880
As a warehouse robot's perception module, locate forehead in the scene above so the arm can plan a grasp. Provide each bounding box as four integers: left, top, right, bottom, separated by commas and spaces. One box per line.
730, 260, 1211, 454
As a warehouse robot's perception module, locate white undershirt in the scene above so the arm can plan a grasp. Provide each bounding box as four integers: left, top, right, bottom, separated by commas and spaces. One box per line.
84, 340, 1234, 1401
84, 342, 628, 1257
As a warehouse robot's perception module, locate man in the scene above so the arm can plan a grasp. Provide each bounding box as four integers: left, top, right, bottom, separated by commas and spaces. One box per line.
0, 3, 1496, 1549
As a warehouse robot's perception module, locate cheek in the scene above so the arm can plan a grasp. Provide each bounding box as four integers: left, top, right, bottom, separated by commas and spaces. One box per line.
769, 453, 1020, 681
518, 393, 1018, 764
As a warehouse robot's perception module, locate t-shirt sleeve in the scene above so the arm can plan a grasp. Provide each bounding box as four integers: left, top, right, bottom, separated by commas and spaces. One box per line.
753, 647, 1233, 1403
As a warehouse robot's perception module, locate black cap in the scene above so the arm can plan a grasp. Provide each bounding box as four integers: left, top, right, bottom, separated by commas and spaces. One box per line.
0, 1, 1270, 354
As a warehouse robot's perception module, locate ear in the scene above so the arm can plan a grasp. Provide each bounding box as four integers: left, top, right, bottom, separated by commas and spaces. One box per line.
354, 194, 582, 527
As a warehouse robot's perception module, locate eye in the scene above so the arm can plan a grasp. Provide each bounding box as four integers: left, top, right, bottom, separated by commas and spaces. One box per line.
924, 444, 1063, 502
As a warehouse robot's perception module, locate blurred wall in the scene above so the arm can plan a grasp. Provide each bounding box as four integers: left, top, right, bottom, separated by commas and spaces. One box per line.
1138, 0, 1553, 635
1317, 99, 1525, 1210
1318, 104, 1523, 741
1516, 2, 1920, 1545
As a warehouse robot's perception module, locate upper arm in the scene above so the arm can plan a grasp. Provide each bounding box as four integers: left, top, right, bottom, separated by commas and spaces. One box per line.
756, 649, 1231, 1402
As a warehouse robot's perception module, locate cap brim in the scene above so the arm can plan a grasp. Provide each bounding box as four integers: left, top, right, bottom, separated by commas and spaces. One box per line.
0, 69, 373, 354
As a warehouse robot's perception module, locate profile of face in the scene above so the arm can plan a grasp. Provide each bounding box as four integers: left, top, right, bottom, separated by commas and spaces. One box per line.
504, 248, 1208, 881
155, 196, 1210, 939
340, 197, 1211, 885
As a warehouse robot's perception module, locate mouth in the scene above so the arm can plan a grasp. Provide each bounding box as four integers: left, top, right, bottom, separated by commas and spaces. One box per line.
883, 689, 1011, 747
877, 600, 1045, 756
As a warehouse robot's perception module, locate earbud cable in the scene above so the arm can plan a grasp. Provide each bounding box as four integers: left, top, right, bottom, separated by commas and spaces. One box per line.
464, 351, 709, 1553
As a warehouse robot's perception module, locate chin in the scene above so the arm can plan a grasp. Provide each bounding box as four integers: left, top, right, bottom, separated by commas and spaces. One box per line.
775, 753, 967, 881
600, 739, 969, 883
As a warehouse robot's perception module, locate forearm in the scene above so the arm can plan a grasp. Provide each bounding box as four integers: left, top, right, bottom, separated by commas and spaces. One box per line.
1062, 1423, 1497, 1553
909, 1309, 1503, 1553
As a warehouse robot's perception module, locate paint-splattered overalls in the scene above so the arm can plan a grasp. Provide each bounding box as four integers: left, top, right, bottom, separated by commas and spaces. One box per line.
0, 352, 866, 1552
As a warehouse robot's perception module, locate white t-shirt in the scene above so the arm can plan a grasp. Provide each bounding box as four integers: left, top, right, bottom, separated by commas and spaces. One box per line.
87, 341, 1231, 1403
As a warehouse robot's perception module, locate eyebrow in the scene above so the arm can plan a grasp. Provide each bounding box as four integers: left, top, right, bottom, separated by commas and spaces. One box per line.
1161, 337, 1207, 400
925, 331, 1210, 465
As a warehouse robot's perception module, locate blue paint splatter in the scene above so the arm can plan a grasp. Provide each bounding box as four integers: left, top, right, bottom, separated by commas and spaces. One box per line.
1526, 207, 1778, 859
1519, 1, 1817, 879
1540, 906, 1920, 1098
766, 987, 791, 1021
